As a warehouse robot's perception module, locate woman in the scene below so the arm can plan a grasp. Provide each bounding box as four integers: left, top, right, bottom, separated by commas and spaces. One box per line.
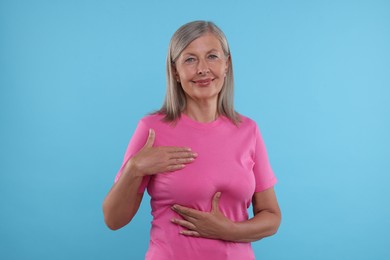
103, 20, 281, 259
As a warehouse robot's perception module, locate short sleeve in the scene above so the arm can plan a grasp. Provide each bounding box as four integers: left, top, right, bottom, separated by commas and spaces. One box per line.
114, 119, 151, 194
253, 124, 277, 192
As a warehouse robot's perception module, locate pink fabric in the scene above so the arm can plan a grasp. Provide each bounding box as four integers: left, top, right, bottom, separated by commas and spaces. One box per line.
115, 113, 277, 260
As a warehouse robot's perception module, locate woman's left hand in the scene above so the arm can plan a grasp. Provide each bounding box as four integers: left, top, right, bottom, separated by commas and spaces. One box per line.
170, 192, 234, 240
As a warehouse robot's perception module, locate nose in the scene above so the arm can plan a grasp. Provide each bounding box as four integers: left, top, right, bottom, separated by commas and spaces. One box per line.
197, 58, 210, 75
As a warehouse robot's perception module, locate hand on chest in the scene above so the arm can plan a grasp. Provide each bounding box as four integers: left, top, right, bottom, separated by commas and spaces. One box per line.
149, 130, 256, 209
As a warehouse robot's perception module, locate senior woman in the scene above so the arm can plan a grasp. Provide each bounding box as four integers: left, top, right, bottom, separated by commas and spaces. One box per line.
103, 20, 281, 259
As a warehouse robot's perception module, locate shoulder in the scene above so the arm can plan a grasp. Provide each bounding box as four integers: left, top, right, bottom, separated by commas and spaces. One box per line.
138, 113, 170, 130
139, 113, 164, 124
237, 114, 258, 129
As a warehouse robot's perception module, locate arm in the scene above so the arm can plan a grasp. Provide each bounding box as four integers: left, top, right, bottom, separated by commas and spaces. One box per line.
103, 129, 197, 230
228, 187, 281, 242
102, 160, 145, 230
171, 187, 281, 242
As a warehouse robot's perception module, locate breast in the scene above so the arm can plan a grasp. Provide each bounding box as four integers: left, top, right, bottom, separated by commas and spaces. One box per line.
147, 119, 257, 220
148, 142, 256, 214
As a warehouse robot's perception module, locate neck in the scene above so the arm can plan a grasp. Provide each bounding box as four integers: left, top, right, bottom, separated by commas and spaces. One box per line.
183, 99, 218, 123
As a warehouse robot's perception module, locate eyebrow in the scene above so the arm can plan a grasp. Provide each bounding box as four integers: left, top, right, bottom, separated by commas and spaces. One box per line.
181, 49, 221, 56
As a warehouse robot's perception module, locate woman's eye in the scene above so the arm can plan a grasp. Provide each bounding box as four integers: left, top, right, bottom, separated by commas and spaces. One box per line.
208, 54, 219, 60
184, 57, 196, 63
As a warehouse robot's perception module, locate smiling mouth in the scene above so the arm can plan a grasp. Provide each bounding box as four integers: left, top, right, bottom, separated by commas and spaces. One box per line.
192, 78, 214, 86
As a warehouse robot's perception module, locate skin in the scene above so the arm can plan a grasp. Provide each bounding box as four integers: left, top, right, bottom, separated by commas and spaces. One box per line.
103, 33, 281, 242
171, 189, 281, 242
102, 129, 198, 230
174, 33, 229, 122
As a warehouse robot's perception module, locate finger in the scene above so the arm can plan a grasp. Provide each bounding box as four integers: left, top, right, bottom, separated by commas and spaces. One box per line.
169, 151, 198, 159
171, 218, 196, 230
211, 192, 221, 213
144, 129, 155, 148
161, 146, 193, 153
168, 157, 195, 165
166, 164, 186, 172
172, 205, 200, 220
179, 230, 201, 237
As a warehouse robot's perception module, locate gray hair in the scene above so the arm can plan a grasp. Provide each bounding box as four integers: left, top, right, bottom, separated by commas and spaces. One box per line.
158, 20, 240, 125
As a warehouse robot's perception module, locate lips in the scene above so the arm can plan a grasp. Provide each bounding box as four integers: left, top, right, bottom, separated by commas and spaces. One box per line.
192, 78, 214, 87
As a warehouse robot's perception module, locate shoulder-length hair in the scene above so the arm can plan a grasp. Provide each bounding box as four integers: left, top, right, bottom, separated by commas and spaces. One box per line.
157, 20, 241, 125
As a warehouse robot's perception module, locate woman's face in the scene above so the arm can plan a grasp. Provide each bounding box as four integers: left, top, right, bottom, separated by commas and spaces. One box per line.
175, 33, 229, 105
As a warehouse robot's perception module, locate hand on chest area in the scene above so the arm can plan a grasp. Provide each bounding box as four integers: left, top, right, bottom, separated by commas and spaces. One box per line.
148, 145, 256, 210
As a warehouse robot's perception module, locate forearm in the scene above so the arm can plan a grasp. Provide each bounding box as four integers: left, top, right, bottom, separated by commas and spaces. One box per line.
227, 210, 281, 243
102, 161, 144, 230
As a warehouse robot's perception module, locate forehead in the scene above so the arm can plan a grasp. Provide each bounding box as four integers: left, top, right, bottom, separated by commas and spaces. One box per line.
181, 33, 223, 54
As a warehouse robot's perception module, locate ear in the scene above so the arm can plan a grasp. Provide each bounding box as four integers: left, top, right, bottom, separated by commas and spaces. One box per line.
175, 72, 181, 83
172, 65, 180, 82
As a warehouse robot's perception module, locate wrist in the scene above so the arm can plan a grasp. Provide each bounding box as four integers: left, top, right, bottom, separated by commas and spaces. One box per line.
222, 221, 240, 241
123, 158, 144, 179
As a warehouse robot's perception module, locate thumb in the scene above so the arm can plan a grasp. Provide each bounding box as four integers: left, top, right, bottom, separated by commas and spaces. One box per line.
144, 129, 155, 148
211, 192, 221, 213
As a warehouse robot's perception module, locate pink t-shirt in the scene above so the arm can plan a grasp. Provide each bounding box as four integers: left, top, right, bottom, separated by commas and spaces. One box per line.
115, 113, 277, 260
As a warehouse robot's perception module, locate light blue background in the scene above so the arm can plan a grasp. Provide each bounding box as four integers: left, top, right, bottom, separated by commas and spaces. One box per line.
1, 0, 389, 259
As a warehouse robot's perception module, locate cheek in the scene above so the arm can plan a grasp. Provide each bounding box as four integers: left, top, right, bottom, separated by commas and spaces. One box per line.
177, 68, 193, 81
211, 63, 227, 76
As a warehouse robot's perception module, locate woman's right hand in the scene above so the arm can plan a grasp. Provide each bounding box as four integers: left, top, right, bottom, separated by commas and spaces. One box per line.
125, 129, 197, 177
